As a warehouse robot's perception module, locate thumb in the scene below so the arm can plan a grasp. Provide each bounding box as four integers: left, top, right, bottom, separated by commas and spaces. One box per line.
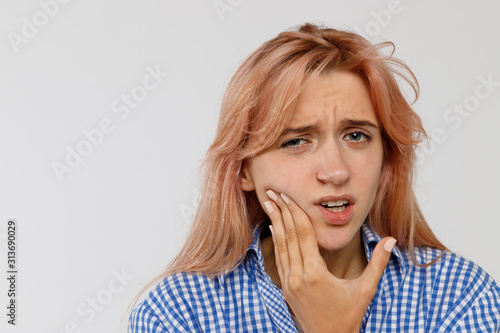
359, 237, 396, 295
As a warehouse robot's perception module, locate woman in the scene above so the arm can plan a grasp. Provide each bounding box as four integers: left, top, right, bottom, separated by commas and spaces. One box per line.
128, 23, 500, 332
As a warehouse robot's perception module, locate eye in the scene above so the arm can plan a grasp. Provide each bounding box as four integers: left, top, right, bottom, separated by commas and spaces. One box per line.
281, 137, 308, 148
343, 130, 372, 142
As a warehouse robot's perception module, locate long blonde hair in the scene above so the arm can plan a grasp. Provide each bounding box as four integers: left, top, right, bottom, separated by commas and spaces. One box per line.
132, 23, 445, 307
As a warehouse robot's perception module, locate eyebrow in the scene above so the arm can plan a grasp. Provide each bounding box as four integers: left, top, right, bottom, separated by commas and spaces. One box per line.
280, 118, 379, 136
340, 118, 379, 129
281, 124, 320, 136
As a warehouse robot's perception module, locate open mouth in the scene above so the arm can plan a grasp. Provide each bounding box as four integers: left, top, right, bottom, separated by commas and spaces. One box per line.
320, 200, 350, 213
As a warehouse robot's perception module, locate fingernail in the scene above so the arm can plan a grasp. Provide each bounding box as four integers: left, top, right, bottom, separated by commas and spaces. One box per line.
384, 238, 397, 252
266, 190, 278, 202
264, 201, 274, 214
280, 193, 290, 204
269, 225, 275, 235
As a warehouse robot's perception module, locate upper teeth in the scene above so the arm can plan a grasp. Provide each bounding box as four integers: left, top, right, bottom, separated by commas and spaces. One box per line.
321, 200, 348, 207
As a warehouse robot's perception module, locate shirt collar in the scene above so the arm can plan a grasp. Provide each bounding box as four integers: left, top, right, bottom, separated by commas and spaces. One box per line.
248, 223, 265, 253
361, 223, 406, 273
217, 224, 266, 288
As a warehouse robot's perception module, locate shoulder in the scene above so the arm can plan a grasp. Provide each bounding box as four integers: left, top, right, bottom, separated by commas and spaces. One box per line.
128, 273, 220, 333
128, 226, 267, 333
363, 223, 499, 299
399, 247, 500, 330
406, 247, 498, 290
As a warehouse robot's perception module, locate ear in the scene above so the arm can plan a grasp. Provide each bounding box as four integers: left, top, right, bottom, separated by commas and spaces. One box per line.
239, 160, 255, 192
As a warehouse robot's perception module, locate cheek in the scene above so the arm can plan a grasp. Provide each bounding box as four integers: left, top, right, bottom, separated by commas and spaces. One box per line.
250, 157, 309, 201
357, 151, 384, 198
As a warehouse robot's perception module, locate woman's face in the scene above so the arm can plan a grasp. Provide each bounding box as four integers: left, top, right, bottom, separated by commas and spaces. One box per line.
240, 71, 384, 252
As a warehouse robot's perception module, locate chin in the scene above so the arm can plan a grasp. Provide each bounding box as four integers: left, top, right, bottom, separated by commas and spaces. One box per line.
314, 227, 360, 252
316, 236, 352, 252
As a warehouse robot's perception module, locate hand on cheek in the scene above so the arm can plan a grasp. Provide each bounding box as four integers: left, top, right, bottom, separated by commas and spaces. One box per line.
263, 189, 396, 333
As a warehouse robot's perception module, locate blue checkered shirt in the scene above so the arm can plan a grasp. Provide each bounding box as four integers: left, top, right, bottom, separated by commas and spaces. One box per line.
128, 224, 500, 332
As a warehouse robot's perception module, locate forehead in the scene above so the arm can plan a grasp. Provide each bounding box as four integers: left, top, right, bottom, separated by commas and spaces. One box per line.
289, 71, 377, 126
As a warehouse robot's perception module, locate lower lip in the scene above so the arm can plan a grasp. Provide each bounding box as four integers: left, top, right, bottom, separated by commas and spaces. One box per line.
317, 204, 353, 225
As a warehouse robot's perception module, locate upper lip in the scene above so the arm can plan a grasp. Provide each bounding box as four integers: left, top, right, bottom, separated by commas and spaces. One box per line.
315, 194, 355, 205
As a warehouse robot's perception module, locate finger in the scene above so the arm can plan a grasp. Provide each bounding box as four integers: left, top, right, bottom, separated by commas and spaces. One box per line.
263, 199, 290, 275
269, 225, 285, 284
280, 193, 322, 259
358, 237, 396, 297
266, 190, 303, 270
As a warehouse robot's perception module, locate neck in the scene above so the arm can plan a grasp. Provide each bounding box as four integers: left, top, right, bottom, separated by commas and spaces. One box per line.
319, 229, 367, 280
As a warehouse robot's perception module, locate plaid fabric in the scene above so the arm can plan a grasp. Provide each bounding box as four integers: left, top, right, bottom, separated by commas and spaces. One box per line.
128, 224, 500, 332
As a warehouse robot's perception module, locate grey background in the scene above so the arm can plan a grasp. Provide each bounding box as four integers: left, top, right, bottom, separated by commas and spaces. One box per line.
1, 0, 499, 332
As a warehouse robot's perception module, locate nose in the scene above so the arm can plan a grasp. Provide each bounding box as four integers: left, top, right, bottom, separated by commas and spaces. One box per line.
316, 141, 351, 185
